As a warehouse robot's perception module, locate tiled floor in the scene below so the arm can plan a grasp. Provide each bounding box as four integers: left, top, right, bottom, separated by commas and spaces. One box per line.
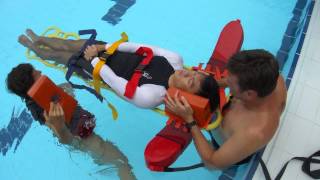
253, 1, 320, 180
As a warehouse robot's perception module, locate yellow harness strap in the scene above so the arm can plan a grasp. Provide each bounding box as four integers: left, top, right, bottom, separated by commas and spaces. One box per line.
92, 32, 128, 94
205, 110, 223, 130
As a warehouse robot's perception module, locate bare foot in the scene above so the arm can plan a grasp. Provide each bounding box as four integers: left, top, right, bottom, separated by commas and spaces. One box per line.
18, 35, 34, 49
26, 29, 39, 42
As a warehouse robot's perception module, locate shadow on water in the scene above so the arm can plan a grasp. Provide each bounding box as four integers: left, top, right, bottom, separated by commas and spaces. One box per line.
0, 107, 33, 156
102, 0, 136, 25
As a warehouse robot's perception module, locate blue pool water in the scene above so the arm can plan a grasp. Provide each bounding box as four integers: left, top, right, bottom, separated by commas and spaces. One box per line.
0, 0, 306, 179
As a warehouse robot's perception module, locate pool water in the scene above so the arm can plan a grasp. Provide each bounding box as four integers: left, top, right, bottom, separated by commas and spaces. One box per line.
0, 0, 299, 179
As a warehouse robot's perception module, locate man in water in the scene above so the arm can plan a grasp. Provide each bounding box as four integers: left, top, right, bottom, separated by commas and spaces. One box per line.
166, 50, 287, 168
6, 63, 136, 180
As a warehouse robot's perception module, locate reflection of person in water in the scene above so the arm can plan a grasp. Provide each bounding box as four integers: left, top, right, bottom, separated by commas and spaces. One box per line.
18, 29, 220, 110
6, 64, 136, 180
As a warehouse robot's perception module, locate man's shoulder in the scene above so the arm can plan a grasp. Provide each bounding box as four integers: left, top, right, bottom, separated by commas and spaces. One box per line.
246, 118, 278, 143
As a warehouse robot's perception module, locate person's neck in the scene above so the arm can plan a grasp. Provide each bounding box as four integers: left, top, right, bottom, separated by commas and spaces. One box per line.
242, 96, 270, 111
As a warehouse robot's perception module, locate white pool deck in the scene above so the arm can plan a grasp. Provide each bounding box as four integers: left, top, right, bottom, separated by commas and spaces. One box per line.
253, 0, 320, 179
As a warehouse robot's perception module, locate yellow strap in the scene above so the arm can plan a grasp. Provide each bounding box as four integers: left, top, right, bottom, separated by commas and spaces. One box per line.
205, 110, 223, 130
92, 32, 129, 95
92, 60, 106, 94
106, 32, 129, 55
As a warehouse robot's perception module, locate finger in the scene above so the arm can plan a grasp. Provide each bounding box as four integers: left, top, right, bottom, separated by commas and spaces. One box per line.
164, 100, 176, 113
43, 111, 49, 121
173, 91, 183, 107
49, 102, 54, 116
180, 96, 191, 108
85, 49, 90, 55
89, 46, 95, 51
57, 103, 64, 116
164, 97, 175, 109
165, 93, 175, 106
173, 90, 181, 103
84, 54, 89, 61
52, 103, 58, 117
174, 90, 179, 100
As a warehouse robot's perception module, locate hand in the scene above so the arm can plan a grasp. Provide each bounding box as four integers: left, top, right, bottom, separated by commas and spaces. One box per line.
84, 45, 98, 61
217, 78, 228, 88
43, 102, 66, 133
164, 91, 194, 123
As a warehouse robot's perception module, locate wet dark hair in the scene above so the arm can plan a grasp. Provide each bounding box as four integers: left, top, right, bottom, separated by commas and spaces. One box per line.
6, 63, 46, 124
197, 75, 220, 112
6, 63, 35, 99
227, 49, 279, 97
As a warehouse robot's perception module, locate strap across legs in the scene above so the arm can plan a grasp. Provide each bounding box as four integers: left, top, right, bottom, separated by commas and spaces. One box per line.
65, 29, 104, 101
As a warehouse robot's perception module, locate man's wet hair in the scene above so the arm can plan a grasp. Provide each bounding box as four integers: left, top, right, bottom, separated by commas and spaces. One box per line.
6, 63, 35, 99
227, 49, 279, 97
197, 75, 220, 112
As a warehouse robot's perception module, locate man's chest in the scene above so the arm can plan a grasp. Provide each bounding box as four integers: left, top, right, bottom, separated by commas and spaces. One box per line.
221, 103, 255, 134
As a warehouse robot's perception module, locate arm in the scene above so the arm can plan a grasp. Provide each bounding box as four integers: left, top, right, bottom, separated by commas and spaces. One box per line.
44, 102, 73, 145
189, 125, 261, 168
90, 57, 166, 108
165, 92, 261, 168
106, 42, 184, 70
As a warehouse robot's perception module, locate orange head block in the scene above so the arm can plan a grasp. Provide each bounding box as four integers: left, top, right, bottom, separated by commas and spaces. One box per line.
27, 75, 78, 124
165, 87, 212, 128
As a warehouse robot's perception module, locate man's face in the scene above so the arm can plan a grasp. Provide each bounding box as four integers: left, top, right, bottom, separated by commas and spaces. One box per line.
170, 69, 206, 94
32, 68, 42, 81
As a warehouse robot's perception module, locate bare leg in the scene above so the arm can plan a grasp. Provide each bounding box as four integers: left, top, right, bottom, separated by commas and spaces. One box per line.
18, 35, 73, 66
77, 133, 136, 180
26, 29, 87, 52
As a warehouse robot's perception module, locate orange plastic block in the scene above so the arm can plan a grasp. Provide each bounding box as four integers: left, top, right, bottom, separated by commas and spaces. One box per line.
27, 75, 77, 124
165, 87, 212, 128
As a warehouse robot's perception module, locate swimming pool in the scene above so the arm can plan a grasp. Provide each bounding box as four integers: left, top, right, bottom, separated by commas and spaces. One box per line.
0, 0, 303, 179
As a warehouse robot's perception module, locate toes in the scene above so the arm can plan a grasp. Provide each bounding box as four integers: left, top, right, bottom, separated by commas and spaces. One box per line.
18, 35, 27, 43
18, 35, 32, 48
26, 28, 33, 35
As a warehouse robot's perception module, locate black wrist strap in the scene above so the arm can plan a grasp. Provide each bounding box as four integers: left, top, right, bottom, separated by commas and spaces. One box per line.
186, 121, 197, 130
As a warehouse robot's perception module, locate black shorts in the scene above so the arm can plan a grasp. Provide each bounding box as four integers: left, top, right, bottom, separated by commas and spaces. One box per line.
68, 106, 96, 138
212, 138, 252, 165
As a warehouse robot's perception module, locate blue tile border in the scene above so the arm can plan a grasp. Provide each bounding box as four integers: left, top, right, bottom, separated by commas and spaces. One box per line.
286, 0, 314, 82
277, 0, 310, 69
242, 0, 315, 179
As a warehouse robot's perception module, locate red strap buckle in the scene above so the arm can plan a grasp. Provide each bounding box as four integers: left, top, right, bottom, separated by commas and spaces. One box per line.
124, 46, 154, 99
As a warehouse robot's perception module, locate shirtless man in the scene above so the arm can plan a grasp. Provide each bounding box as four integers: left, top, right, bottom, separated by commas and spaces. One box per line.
166, 49, 287, 168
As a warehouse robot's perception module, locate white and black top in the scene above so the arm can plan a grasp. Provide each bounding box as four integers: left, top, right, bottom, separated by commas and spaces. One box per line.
91, 42, 183, 108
